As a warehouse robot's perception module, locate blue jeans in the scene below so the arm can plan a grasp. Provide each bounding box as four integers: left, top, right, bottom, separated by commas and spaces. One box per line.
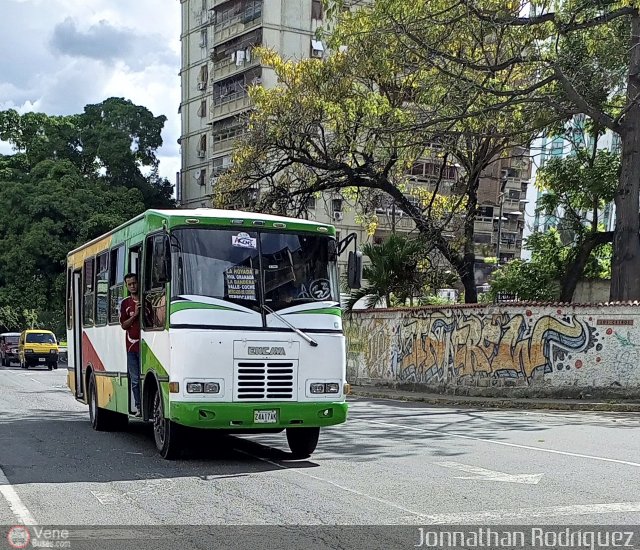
127, 351, 141, 410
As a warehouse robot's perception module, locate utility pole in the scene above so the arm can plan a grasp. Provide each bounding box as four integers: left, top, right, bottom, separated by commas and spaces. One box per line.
495, 170, 508, 264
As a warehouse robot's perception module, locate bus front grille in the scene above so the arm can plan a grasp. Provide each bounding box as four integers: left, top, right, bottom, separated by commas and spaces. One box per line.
234, 361, 297, 400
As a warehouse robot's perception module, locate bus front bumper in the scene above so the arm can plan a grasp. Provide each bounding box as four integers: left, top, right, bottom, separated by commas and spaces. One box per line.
170, 401, 348, 430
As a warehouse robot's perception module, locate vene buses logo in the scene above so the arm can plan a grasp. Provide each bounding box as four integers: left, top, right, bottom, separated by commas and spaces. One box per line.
247, 346, 286, 356
7, 526, 30, 549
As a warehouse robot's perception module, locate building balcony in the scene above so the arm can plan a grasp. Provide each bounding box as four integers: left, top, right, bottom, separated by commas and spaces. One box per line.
212, 136, 239, 153
212, 92, 251, 120
214, 13, 263, 44
213, 55, 260, 81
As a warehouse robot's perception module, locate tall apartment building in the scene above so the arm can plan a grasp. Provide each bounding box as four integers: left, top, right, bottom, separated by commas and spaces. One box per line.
178, 0, 529, 289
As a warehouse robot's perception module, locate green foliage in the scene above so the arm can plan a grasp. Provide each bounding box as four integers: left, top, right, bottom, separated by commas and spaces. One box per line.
343, 234, 455, 310
0, 98, 174, 208
488, 226, 612, 302
0, 98, 170, 333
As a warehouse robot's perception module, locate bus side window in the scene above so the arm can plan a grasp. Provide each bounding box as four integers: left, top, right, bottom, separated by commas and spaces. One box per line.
108, 246, 125, 324
66, 268, 73, 330
82, 258, 95, 327
95, 253, 109, 326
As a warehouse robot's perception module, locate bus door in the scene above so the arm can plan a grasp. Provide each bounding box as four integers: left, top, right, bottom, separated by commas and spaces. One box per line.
72, 270, 84, 399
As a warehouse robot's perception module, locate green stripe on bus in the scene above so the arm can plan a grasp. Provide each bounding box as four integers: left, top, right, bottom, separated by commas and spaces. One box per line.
287, 308, 342, 316
170, 302, 245, 315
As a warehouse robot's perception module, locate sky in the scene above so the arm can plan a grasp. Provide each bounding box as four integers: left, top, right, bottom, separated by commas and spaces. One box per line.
0, 0, 182, 186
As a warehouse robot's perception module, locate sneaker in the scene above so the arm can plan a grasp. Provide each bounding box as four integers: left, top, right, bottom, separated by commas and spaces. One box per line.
134, 411, 142, 418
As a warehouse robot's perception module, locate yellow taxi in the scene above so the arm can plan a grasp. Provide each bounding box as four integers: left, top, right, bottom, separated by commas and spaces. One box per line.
18, 330, 59, 370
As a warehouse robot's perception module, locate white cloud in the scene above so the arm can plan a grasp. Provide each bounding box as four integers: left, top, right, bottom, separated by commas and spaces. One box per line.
0, 0, 181, 184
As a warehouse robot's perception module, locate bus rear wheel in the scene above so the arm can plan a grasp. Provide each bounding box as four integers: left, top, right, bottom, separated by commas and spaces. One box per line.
286, 427, 320, 459
88, 374, 128, 431
152, 389, 181, 460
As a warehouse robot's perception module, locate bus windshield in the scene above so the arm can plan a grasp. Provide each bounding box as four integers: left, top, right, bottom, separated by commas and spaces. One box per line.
170, 228, 339, 311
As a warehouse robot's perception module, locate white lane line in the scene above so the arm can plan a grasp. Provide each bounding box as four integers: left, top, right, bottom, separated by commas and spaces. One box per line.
421, 502, 640, 524
365, 419, 640, 468
0, 466, 37, 525
237, 449, 640, 524
235, 449, 429, 521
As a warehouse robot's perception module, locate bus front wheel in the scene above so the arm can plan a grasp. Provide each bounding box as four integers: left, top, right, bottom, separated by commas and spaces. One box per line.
152, 389, 181, 460
286, 427, 320, 459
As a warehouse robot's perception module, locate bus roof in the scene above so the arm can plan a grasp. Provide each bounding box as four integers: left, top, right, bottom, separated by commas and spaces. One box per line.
67, 208, 335, 258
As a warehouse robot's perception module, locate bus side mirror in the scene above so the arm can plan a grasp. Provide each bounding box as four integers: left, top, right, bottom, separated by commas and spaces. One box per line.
347, 251, 363, 289
328, 239, 338, 262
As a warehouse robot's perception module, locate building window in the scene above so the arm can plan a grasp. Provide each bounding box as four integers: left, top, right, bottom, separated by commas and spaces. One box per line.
197, 64, 208, 90
212, 155, 232, 175
197, 169, 206, 186
198, 100, 207, 118
200, 29, 208, 48
312, 0, 323, 19
332, 198, 343, 212
197, 134, 207, 158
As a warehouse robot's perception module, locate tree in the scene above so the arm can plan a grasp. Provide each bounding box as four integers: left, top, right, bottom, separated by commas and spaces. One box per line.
215, 0, 549, 302
0, 98, 174, 209
488, 227, 612, 302
0, 159, 145, 334
377, 0, 639, 300
535, 123, 618, 301
344, 234, 439, 309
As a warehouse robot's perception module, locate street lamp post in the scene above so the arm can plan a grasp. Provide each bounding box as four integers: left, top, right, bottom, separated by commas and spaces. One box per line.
496, 173, 508, 264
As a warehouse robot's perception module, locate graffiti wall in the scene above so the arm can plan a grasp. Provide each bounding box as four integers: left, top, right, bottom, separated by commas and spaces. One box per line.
345, 305, 640, 397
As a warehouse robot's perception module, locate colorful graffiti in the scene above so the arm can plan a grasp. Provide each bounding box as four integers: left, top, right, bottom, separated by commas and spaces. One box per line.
344, 305, 640, 390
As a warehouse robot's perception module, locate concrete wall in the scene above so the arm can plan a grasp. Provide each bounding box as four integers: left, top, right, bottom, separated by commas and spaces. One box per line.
345, 304, 640, 398
573, 280, 611, 304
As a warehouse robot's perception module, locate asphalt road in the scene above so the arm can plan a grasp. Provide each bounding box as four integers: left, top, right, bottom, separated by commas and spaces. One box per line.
1, 364, 640, 546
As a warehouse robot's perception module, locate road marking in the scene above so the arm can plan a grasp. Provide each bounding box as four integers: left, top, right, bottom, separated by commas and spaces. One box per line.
436, 461, 543, 484
235, 449, 430, 520
420, 502, 640, 524
366, 419, 640, 467
0, 466, 37, 525
238, 449, 640, 524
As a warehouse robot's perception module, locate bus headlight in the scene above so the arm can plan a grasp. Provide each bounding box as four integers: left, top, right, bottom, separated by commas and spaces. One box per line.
186, 382, 203, 393
309, 381, 341, 395
204, 382, 220, 393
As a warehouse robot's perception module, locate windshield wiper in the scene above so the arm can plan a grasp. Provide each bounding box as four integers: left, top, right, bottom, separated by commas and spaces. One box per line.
262, 304, 318, 347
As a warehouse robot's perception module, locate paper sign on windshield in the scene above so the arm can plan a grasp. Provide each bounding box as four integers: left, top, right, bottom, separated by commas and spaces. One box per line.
232, 232, 257, 249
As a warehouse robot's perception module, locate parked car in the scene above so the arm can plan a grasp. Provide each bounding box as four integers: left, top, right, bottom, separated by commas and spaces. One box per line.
58, 340, 68, 364
0, 333, 20, 366
18, 330, 59, 370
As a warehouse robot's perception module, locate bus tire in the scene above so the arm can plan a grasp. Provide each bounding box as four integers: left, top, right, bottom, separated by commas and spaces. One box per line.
286, 427, 320, 459
152, 389, 181, 460
88, 374, 128, 432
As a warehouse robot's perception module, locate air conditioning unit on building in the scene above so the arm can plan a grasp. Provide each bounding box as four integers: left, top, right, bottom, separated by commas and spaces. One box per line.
197, 81, 207, 90
333, 211, 344, 222
197, 149, 206, 158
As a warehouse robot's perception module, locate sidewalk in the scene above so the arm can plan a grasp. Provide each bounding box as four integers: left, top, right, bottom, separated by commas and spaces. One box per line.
349, 385, 640, 412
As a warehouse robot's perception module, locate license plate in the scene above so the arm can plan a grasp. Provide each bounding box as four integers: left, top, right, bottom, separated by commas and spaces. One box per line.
254, 410, 277, 423
39, 358, 46, 362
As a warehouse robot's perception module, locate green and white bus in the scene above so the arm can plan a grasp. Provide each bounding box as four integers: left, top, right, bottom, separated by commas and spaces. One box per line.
66, 209, 360, 459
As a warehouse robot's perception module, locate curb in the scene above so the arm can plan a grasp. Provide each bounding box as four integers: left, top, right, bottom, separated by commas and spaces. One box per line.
349, 389, 640, 412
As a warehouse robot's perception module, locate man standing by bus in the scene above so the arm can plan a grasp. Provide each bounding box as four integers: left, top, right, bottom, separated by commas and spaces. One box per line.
120, 273, 142, 416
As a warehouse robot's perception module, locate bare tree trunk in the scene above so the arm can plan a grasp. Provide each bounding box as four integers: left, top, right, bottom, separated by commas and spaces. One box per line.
611, 13, 640, 301
560, 231, 613, 302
